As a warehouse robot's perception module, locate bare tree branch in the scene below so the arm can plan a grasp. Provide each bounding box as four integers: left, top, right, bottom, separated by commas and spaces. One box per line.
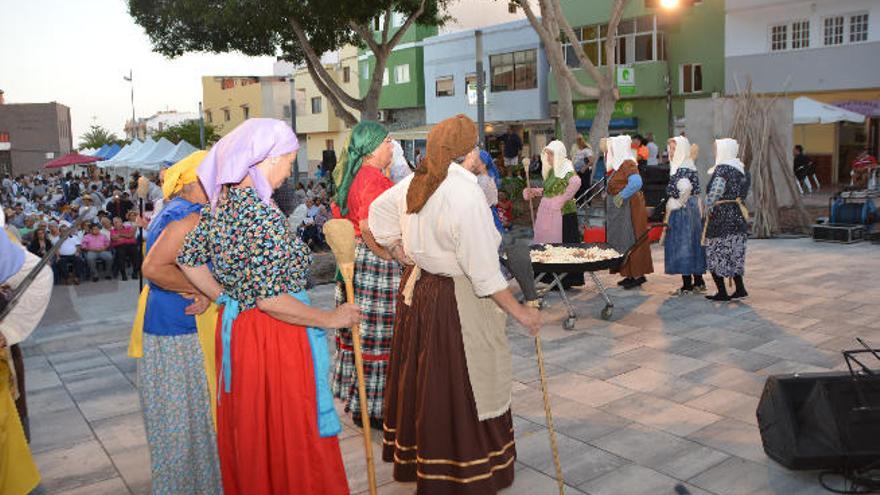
553, 0, 607, 88
386, 0, 426, 53
350, 20, 382, 57
289, 16, 363, 110
304, 60, 359, 126
381, 6, 392, 45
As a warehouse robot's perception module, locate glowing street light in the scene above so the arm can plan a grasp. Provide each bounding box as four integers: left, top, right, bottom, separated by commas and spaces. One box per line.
660, 0, 680, 9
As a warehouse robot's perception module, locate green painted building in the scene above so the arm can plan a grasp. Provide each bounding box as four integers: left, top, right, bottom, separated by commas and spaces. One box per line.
358, 16, 438, 131
551, 0, 725, 146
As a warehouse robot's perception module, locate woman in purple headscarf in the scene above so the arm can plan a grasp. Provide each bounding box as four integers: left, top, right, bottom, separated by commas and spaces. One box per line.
177, 119, 360, 495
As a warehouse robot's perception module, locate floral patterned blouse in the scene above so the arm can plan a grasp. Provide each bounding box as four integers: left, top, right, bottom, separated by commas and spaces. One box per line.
178, 187, 312, 311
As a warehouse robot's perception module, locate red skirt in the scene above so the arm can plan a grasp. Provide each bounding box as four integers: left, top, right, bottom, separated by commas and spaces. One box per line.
215, 307, 349, 495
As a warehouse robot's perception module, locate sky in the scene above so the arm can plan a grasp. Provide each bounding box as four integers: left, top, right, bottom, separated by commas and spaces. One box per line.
0, 0, 529, 146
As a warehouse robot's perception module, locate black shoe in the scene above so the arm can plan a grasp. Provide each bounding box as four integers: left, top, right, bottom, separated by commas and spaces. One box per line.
730, 276, 748, 299
92, 277, 99, 282
617, 277, 634, 287
730, 290, 748, 299
352, 412, 383, 431
706, 273, 729, 301
105, 275, 112, 280
622, 277, 646, 290
121, 274, 128, 281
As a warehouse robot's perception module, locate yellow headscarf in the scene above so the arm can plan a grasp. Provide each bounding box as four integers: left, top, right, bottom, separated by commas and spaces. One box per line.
162, 150, 207, 199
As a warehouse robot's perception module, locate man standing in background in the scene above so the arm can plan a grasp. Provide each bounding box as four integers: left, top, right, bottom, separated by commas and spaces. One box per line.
499, 127, 522, 168
646, 133, 659, 167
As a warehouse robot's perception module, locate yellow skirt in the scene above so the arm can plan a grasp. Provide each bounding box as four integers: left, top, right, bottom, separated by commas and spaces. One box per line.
128, 286, 218, 426
0, 353, 40, 495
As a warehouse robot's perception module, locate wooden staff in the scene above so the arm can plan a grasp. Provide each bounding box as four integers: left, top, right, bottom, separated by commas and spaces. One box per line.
323, 219, 377, 495
522, 157, 536, 227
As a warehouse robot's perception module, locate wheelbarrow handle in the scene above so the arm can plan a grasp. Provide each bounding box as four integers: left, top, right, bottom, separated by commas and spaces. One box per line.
620, 224, 666, 266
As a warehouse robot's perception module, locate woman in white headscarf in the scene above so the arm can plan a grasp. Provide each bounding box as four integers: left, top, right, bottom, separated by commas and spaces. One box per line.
523, 140, 584, 286
605, 135, 654, 289
663, 136, 707, 295
704, 138, 751, 301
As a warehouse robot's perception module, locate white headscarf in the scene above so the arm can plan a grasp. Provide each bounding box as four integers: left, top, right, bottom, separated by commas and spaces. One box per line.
541, 140, 575, 180
669, 136, 694, 175
710, 138, 746, 175
607, 135, 635, 172
388, 139, 412, 184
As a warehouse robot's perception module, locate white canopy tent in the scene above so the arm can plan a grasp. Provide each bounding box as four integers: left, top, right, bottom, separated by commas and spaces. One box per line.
793, 96, 866, 125
97, 139, 145, 169
128, 138, 176, 171
145, 140, 199, 171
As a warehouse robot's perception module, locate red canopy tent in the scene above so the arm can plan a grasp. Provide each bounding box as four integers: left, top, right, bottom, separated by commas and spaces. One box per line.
43, 152, 103, 169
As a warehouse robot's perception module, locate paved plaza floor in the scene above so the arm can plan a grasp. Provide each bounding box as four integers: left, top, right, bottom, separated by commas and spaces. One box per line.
20, 238, 880, 494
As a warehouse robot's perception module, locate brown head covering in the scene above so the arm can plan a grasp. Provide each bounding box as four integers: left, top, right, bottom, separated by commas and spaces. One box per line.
406, 114, 478, 214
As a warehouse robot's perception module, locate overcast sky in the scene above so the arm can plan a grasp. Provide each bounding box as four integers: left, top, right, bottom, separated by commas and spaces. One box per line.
0, 0, 528, 146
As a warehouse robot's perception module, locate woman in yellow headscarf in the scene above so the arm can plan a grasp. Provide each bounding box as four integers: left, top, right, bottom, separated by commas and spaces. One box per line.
128, 150, 223, 493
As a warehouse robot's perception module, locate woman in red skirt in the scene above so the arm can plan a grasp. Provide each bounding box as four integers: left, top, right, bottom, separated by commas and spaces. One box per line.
178, 118, 360, 495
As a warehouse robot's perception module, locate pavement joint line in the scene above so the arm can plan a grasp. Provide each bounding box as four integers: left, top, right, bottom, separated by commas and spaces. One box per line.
38, 346, 136, 495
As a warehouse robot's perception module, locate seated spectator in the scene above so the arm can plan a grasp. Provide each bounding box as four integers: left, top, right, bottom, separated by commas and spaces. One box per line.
46, 222, 60, 244
81, 223, 113, 282
288, 202, 308, 235
55, 224, 83, 285
106, 191, 134, 219
18, 216, 36, 245
78, 196, 98, 222
109, 216, 137, 281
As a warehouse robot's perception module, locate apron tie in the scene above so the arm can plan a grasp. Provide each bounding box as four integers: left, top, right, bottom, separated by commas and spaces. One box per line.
215, 293, 240, 396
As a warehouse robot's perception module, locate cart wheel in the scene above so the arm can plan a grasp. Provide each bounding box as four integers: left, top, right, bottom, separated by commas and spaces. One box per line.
601, 306, 613, 320
563, 317, 576, 330
538, 299, 546, 310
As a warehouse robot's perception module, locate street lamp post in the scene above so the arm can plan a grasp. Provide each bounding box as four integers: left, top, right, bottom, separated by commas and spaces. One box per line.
123, 70, 136, 140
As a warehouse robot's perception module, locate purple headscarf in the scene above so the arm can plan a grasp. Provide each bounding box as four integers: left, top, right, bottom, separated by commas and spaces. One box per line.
197, 118, 300, 210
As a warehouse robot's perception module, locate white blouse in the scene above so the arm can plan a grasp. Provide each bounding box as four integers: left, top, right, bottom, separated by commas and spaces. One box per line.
369, 163, 508, 298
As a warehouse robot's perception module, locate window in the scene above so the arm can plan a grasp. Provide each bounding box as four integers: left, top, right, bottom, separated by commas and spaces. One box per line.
382, 68, 389, 86
343, 66, 350, 83
395, 64, 411, 84
223, 108, 231, 121
205, 110, 213, 123
513, 50, 537, 90
850, 13, 869, 42
241, 105, 250, 119
325, 139, 334, 151
824, 16, 844, 45
311, 97, 322, 114
435, 76, 454, 97
360, 62, 370, 80
490, 49, 537, 92
770, 24, 788, 51
490, 53, 513, 91
509, 3, 517, 14
564, 16, 664, 67
792, 21, 810, 49
391, 12, 404, 28
681, 64, 703, 94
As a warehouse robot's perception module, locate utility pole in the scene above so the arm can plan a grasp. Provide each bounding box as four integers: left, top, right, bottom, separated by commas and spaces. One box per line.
475, 30, 486, 149
198, 101, 206, 149
123, 69, 136, 140
289, 76, 300, 184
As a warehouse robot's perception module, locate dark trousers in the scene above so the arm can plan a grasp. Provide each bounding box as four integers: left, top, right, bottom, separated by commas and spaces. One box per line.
57, 254, 85, 280
113, 244, 139, 277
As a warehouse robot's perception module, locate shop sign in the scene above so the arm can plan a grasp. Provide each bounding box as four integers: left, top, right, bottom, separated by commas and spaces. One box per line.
617, 67, 636, 95
574, 101, 635, 120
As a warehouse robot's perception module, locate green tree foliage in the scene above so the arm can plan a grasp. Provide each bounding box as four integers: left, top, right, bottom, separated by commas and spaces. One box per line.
128, 0, 447, 124
152, 120, 220, 147
78, 124, 125, 150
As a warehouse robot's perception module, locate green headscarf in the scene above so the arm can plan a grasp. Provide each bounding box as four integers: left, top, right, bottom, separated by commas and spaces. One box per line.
333, 120, 389, 216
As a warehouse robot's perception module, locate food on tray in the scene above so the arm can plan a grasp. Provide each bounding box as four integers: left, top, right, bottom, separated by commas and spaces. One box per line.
530, 244, 621, 264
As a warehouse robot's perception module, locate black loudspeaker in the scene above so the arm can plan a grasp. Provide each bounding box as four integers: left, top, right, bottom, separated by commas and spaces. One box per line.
756, 372, 880, 470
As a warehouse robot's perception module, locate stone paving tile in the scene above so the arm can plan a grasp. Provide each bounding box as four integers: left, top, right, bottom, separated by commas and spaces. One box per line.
547, 371, 634, 408
90, 412, 152, 495
679, 326, 772, 351
688, 457, 831, 495
600, 392, 722, 437
580, 463, 712, 495
613, 346, 710, 376
501, 465, 587, 495
683, 364, 768, 398
61, 365, 142, 422
47, 348, 113, 375
47, 477, 132, 495
608, 367, 716, 404
28, 404, 95, 455
686, 418, 769, 465
515, 429, 628, 487
31, 440, 119, 493
697, 347, 781, 373
590, 423, 730, 481
749, 339, 839, 368
684, 389, 760, 426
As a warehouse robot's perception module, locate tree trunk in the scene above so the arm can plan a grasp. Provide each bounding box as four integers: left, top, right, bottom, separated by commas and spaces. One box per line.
589, 88, 615, 153
556, 75, 579, 151
362, 92, 380, 122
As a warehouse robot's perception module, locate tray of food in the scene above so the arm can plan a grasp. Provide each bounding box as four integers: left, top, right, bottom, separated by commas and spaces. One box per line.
530, 243, 624, 273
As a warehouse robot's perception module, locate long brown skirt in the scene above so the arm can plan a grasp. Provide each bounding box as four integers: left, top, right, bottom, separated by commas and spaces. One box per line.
382, 268, 516, 495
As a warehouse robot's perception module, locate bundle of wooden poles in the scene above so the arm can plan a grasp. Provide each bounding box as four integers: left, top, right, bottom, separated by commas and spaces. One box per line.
728, 81, 812, 237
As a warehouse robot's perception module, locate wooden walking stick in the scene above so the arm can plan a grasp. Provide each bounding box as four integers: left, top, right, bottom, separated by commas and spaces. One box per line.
323, 219, 377, 495
505, 244, 565, 495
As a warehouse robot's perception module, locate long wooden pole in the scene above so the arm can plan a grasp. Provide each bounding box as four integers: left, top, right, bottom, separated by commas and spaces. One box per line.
340, 264, 378, 495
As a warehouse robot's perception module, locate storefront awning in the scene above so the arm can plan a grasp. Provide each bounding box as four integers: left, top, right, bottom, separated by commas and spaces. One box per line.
575, 117, 639, 131
793, 97, 865, 125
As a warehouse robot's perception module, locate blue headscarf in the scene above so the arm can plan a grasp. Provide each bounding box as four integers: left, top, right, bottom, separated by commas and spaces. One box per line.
480, 150, 502, 188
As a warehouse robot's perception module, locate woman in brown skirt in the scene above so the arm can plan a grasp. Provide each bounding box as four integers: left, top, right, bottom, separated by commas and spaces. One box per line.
368, 114, 541, 495
605, 135, 654, 289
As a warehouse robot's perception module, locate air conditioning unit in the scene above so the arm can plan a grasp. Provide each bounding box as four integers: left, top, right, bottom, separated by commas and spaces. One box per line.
377, 110, 391, 122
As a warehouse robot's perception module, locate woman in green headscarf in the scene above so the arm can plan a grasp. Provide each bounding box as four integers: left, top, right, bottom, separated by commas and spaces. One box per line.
330, 121, 400, 430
